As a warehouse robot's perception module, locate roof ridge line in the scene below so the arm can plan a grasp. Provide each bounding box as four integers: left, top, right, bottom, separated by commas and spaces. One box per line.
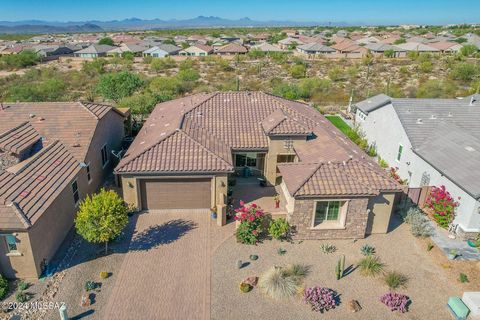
115, 129, 178, 172
9, 202, 32, 229
293, 162, 323, 196
180, 130, 233, 169
77, 101, 100, 120
331, 160, 379, 195
0, 121, 30, 139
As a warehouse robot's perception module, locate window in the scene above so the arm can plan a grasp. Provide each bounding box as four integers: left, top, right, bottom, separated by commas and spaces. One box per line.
277, 154, 295, 163
101, 145, 109, 168
4, 235, 18, 253
86, 164, 92, 183
72, 180, 79, 205
314, 201, 341, 226
235, 153, 257, 167
396, 144, 403, 161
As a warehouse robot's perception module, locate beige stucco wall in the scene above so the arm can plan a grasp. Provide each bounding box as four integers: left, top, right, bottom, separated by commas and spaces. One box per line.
366, 192, 397, 234
0, 111, 125, 279
264, 136, 305, 185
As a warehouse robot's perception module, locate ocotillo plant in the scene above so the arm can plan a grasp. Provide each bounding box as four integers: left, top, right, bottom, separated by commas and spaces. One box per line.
335, 255, 345, 280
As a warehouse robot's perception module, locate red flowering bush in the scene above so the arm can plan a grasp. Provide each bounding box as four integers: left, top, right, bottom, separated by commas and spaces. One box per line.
425, 185, 459, 229
388, 167, 407, 185
235, 201, 265, 245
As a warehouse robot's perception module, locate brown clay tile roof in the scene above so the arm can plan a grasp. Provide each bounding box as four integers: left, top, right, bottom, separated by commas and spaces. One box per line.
279, 159, 398, 198
193, 44, 213, 53
116, 91, 400, 196
216, 43, 248, 54
0, 141, 81, 228
0, 122, 41, 154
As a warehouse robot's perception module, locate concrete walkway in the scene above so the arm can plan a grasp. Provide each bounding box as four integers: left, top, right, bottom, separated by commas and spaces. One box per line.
103, 210, 233, 320
429, 221, 480, 260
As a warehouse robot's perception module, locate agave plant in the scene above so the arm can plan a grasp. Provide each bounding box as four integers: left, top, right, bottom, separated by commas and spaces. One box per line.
360, 244, 375, 256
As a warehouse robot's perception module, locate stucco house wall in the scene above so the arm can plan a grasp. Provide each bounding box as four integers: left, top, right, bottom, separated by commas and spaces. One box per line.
356, 103, 480, 233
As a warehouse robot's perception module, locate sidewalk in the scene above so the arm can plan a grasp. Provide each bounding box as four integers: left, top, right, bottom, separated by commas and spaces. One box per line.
429, 221, 480, 260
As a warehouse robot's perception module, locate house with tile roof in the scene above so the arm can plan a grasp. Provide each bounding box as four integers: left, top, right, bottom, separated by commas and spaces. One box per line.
297, 43, 335, 56
115, 92, 401, 240
354, 94, 480, 239
179, 44, 213, 57
0, 102, 126, 278
215, 43, 248, 55
74, 44, 116, 58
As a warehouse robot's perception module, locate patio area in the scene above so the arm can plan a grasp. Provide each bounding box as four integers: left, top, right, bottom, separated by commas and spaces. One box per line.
231, 176, 288, 218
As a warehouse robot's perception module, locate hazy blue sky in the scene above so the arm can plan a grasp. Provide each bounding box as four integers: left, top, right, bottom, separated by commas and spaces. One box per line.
1, 0, 479, 25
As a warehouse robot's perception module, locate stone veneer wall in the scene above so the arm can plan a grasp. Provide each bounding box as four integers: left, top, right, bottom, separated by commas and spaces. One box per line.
289, 198, 369, 240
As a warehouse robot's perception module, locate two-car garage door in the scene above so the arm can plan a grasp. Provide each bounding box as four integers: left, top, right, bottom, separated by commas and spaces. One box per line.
140, 178, 211, 210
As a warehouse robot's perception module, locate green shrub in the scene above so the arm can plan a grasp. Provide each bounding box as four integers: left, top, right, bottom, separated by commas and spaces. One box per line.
277, 247, 287, 255
404, 207, 433, 237
378, 157, 388, 168
84, 281, 98, 291
0, 275, 8, 300
320, 243, 336, 254
259, 265, 307, 299
427, 243, 434, 251
268, 218, 290, 240
17, 281, 29, 291
289, 64, 306, 79
358, 255, 385, 277
384, 271, 408, 289
459, 273, 469, 283
360, 244, 376, 256
239, 282, 252, 293
15, 291, 29, 303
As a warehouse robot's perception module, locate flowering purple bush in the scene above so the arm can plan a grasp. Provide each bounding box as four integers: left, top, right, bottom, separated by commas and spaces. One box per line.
380, 292, 409, 313
303, 287, 338, 313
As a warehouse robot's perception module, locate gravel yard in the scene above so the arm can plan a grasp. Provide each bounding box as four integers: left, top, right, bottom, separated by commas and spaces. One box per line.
212, 217, 464, 320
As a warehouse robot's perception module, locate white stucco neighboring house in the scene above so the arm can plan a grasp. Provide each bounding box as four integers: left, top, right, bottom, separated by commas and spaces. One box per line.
353, 93, 480, 238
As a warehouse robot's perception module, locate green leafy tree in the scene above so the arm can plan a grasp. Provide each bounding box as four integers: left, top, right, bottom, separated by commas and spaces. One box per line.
118, 92, 159, 117
450, 63, 478, 81
384, 49, 395, 58
96, 71, 144, 102
393, 38, 406, 45
75, 189, 129, 254
0, 50, 40, 70
289, 64, 306, 79
98, 37, 114, 46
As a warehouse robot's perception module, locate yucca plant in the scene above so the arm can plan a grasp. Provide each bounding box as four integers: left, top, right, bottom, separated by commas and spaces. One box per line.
358, 255, 385, 277
384, 271, 408, 289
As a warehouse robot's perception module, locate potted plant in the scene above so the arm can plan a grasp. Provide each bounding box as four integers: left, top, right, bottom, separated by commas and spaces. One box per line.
448, 249, 458, 260
274, 194, 280, 209
210, 206, 217, 220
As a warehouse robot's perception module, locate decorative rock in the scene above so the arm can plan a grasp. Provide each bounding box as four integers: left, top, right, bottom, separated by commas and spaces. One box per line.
249, 254, 258, 261
243, 276, 258, 287
348, 300, 362, 312
80, 294, 91, 307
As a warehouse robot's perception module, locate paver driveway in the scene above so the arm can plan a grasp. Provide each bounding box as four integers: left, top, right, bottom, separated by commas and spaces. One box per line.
103, 210, 218, 320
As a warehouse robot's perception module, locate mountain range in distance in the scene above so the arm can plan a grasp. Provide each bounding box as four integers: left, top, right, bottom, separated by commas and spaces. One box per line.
0, 16, 350, 34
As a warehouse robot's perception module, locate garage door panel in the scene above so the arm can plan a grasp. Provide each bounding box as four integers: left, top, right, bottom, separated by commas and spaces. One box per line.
140, 178, 211, 210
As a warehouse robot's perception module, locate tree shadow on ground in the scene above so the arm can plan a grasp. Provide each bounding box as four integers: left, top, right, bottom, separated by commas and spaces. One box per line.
128, 219, 198, 251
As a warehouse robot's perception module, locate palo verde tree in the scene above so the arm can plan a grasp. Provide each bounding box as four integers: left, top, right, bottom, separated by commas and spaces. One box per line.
98, 37, 114, 46
96, 70, 144, 102
75, 188, 129, 254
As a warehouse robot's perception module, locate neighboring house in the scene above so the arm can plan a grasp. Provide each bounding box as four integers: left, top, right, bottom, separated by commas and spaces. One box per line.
143, 44, 182, 58
354, 94, 480, 239
215, 43, 248, 55
250, 43, 285, 53
297, 43, 335, 56
179, 44, 213, 57
331, 39, 369, 58
428, 41, 463, 53
395, 42, 440, 53
31, 45, 75, 60
364, 43, 407, 57
278, 37, 305, 50
115, 92, 401, 240
0, 102, 126, 278
107, 43, 148, 56
74, 44, 116, 58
